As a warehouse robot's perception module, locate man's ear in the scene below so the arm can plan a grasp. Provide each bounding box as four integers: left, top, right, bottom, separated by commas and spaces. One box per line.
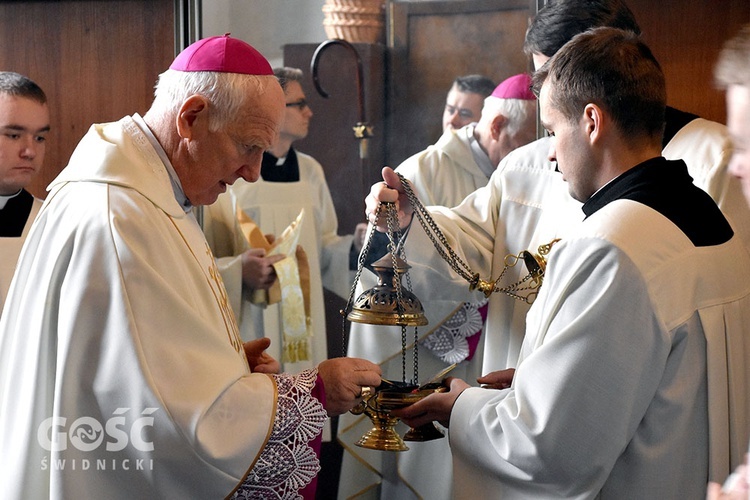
491, 114, 507, 139
583, 103, 604, 144
176, 95, 210, 140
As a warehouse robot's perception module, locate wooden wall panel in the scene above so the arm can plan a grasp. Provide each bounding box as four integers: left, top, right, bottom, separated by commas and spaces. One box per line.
0, 0, 175, 199
627, 0, 750, 125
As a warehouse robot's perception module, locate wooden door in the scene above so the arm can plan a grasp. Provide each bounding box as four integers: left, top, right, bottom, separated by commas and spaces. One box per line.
0, 0, 176, 199
627, 0, 750, 125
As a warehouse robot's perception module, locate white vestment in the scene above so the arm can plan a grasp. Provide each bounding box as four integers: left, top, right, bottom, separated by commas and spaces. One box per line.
0, 194, 42, 315
450, 198, 750, 498
204, 151, 353, 373
338, 125, 496, 499
0, 116, 326, 499
396, 125, 491, 205
346, 115, 749, 497
395, 136, 583, 375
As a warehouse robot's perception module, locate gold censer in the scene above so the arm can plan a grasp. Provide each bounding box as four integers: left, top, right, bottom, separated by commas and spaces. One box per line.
342, 173, 559, 451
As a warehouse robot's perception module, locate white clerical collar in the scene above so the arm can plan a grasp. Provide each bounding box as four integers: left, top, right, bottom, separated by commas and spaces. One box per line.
131, 113, 192, 213
0, 189, 22, 210
465, 125, 495, 179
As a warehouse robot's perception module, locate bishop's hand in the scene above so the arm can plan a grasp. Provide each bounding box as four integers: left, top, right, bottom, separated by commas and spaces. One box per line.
317, 357, 382, 417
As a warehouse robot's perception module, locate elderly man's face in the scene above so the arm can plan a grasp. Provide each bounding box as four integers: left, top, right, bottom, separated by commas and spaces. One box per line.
726, 84, 750, 208
180, 81, 285, 206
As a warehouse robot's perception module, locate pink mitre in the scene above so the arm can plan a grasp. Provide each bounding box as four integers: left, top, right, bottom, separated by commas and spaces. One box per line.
170, 33, 273, 75
490, 73, 535, 100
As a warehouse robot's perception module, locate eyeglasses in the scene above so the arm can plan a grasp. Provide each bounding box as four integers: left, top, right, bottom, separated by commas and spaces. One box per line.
285, 99, 309, 110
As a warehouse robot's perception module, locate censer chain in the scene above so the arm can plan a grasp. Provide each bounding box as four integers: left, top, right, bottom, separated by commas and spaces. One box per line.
341, 204, 382, 357
398, 172, 495, 296
384, 202, 411, 384
341, 201, 419, 384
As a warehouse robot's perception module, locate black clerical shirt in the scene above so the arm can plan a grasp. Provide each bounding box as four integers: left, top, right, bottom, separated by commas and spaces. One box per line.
0, 189, 34, 237
261, 149, 300, 183
582, 157, 733, 247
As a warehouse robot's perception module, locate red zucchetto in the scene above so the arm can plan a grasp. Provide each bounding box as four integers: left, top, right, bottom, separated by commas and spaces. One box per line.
490, 73, 535, 100
169, 34, 273, 76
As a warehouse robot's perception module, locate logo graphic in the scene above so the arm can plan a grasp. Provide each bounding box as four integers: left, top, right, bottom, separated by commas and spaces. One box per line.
38, 408, 158, 452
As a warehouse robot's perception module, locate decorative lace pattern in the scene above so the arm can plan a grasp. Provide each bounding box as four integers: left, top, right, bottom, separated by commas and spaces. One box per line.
420, 299, 488, 364
231, 369, 326, 499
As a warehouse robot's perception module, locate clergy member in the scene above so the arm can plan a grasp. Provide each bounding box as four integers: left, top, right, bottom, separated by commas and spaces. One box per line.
442, 74, 496, 132
707, 23, 750, 500
338, 73, 537, 500
0, 35, 381, 499
715, 24, 750, 212
0, 72, 49, 315
374, 28, 750, 498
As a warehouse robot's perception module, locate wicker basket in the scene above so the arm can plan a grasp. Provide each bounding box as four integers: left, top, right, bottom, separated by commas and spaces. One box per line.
322, 0, 385, 44
325, 0, 384, 9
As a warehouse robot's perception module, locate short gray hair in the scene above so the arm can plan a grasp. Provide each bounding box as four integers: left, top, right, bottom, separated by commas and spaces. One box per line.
150, 69, 274, 131
482, 95, 536, 136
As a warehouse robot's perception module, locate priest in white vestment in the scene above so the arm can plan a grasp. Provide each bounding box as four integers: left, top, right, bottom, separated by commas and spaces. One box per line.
0, 35, 381, 500
338, 73, 537, 500
0, 72, 49, 315
707, 22, 750, 500
204, 66, 363, 375
376, 29, 750, 499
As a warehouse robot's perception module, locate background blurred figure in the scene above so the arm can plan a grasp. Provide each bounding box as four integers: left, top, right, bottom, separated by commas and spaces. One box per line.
338, 73, 536, 500
442, 74, 496, 132
0, 72, 49, 315
715, 24, 750, 210
707, 22, 750, 500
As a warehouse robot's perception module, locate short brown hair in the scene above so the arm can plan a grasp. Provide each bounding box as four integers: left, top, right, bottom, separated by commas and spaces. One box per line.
532, 27, 665, 141
0, 71, 46, 105
273, 67, 304, 92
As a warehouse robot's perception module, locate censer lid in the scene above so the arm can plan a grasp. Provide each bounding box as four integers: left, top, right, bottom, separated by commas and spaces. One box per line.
346, 253, 428, 327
